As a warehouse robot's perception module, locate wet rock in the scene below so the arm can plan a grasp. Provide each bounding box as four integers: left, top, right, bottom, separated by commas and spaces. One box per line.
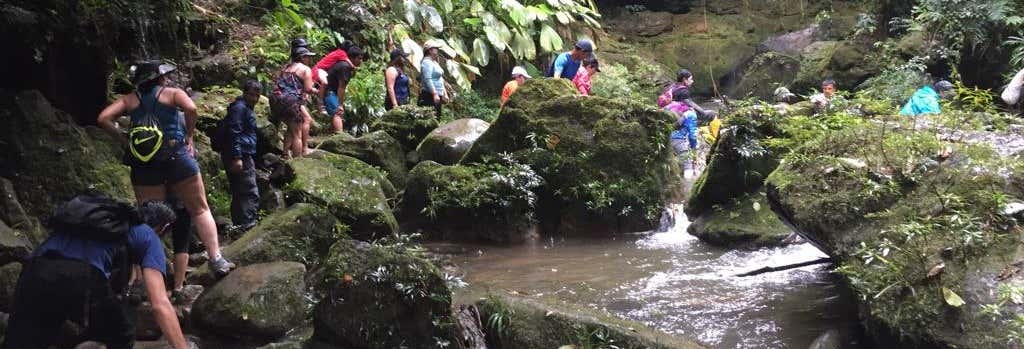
372, 105, 441, 153
0, 220, 31, 265
452, 304, 487, 349
464, 79, 684, 236
792, 40, 880, 92
688, 193, 792, 248
314, 131, 408, 188
724, 52, 802, 99
194, 262, 308, 339
281, 154, 398, 240
808, 329, 841, 349
311, 239, 454, 348
761, 25, 823, 56
416, 118, 490, 165
184, 53, 239, 90
400, 161, 537, 244
0, 90, 133, 219
0, 262, 22, 312
605, 10, 675, 37
221, 203, 346, 266
0, 178, 44, 245
476, 294, 706, 349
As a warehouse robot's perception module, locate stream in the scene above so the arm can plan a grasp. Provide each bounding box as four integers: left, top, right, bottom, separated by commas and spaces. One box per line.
434, 205, 867, 349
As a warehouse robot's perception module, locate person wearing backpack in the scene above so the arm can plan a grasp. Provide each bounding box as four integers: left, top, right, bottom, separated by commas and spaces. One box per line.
271, 46, 319, 158
665, 87, 699, 174
546, 39, 594, 79
658, 69, 715, 120
214, 80, 261, 233
3, 197, 190, 349
96, 61, 236, 278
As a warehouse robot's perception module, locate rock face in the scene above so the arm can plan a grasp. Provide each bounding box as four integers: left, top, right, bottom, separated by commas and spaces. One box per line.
315, 131, 408, 188
0, 221, 32, 265
0, 91, 133, 219
194, 262, 308, 339
400, 161, 538, 244
312, 240, 454, 348
372, 105, 441, 154
766, 119, 1024, 347
0, 262, 22, 312
0, 178, 45, 245
476, 295, 707, 349
464, 79, 683, 236
687, 193, 792, 248
416, 118, 490, 165
221, 204, 346, 266
279, 154, 398, 241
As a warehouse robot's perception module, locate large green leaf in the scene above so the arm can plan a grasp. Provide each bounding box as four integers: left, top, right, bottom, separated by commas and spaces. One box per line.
526, 5, 552, 21
426, 37, 458, 59
421, 5, 444, 33
472, 38, 490, 66
402, 0, 419, 27
434, 0, 454, 13
554, 11, 572, 24
447, 36, 471, 61
539, 24, 563, 52
512, 28, 537, 59
482, 13, 512, 52
446, 59, 471, 90
470, 1, 485, 15
509, 6, 530, 27
459, 62, 482, 76
942, 287, 966, 307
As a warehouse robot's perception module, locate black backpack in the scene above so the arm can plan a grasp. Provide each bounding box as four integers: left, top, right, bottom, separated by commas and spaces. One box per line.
50, 195, 141, 296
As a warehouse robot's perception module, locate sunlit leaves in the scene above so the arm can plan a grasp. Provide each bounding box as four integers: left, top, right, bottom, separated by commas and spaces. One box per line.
539, 24, 563, 52
943, 287, 966, 307
511, 28, 537, 59
420, 5, 444, 33
403, 0, 419, 27
472, 38, 490, 66
482, 13, 513, 52
447, 36, 471, 61
402, 37, 425, 70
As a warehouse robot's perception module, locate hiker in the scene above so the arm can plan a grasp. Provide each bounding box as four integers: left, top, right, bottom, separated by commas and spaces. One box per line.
385, 48, 411, 111
3, 197, 189, 349
325, 45, 365, 132
213, 80, 261, 233
900, 80, 955, 116
270, 46, 318, 158
547, 39, 595, 79
500, 66, 532, 107
419, 41, 448, 117
1002, 68, 1024, 107
573, 57, 601, 96
657, 69, 693, 108
665, 87, 699, 173
810, 79, 837, 114
314, 39, 356, 93
96, 61, 235, 277
662, 69, 715, 120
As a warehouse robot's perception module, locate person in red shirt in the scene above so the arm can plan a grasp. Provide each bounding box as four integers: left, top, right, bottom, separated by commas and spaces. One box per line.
500, 66, 532, 107
573, 57, 600, 96
313, 40, 356, 113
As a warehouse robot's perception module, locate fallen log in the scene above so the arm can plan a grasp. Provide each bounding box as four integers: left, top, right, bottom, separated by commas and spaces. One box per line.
734, 257, 833, 277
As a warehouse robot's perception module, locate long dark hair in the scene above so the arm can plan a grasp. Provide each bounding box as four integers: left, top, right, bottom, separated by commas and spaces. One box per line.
137, 76, 164, 95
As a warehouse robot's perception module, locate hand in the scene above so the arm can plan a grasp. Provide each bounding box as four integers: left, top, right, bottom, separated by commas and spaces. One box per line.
229, 158, 243, 174
333, 106, 345, 119
433, 94, 441, 104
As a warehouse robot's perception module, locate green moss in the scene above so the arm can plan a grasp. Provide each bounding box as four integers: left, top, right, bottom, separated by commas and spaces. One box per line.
315, 131, 409, 188
194, 262, 309, 339
688, 192, 792, 248
372, 105, 442, 153
222, 203, 348, 267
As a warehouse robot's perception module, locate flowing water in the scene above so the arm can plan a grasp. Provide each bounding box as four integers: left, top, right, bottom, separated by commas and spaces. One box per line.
437, 205, 867, 349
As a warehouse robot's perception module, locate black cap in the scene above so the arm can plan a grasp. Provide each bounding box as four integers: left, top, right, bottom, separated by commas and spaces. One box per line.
389, 48, 409, 61
292, 47, 316, 60
131, 61, 177, 86
291, 38, 310, 49
583, 57, 600, 72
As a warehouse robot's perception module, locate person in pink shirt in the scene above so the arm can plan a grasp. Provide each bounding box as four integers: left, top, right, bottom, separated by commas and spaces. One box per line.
573, 57, 600, 96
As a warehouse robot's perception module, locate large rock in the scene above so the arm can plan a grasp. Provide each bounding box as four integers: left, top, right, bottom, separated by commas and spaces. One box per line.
0, 220, 31, 266
0, 90, 133, 219
372, 105, 441, 153
279, 154, 398, 240
0, 178, 44, 245
416, 118, 490, 165
0, 262, 22, 312
400, 161, 538, 244
193, 262, 308, 339
687, 193, 792, 248
312, 239, 454, 348
221, 203, 346, 266
464, 79, 684, 236
314, 131, 408, 188
476, 295, 707, 349
766, 119, 1024, 347
792, 40, 881, 92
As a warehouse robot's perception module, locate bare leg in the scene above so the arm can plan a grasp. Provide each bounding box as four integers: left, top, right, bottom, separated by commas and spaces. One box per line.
173, 252, 188, 290
171, 175, 223, 264
286, 119, 303, 158
301, 106, 314, 155
332, 116, 344, 134
134, 185, 168, 204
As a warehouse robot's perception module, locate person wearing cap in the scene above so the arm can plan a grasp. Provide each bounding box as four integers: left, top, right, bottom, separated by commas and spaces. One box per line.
315, 40, 357, 96
385, 48, 411, 111
547, 39, 594, 79
419, 40, 448, 117
270, 46, 319, 157
500, 66, 532, 107
665, 87, 700, 174
900, 80, 955, 116
97, 61, 236, 278
325, 45, 365, 132
572, 57, 601, 96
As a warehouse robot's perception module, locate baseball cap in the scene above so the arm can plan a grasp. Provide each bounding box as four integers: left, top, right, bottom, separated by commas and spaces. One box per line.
389, 48, 409, 61
575, 39, 594, 53
511, 66, 532, 79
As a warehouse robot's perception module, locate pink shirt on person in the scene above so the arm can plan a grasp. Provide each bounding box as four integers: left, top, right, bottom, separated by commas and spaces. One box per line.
573, 68, 592, 96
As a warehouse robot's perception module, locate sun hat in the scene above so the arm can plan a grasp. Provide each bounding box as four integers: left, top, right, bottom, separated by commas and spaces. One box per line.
511, 66, 532, 79
131, 61, 177, 86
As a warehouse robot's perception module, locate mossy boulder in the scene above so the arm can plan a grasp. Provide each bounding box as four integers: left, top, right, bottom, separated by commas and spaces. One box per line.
687, 193, 792, 248
417, 118, 490, 165
0, 220, 32, 266
0, 90, 133, 219
314, 131, 408, 188
311, 239, 454, 348
192, 86, 282, 158
464, 79, 683, 236
193, 262, 309, 339
400, 161, 538, 244
280, 154, 398, 241
724, 52, 802, 99
372, 105, 441, 153
766, 119, 1024, 347
792, 41, 881, 92
476, 294, 707, 349
0, 178, 45, 245
0, 262, 22, 312
221, 203, 346, 266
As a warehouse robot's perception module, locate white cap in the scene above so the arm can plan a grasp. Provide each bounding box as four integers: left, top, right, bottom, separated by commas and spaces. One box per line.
511, 66, 532, 79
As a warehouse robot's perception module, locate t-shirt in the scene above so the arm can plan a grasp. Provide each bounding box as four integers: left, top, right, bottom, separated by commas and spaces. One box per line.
34, 224, 167, 278
550, 52, 581, 79
573, 68, 592, 96
899, 86, 941, 116
500, 80, 521, 106
315, 49, 351, 71
326, 61, 357, 95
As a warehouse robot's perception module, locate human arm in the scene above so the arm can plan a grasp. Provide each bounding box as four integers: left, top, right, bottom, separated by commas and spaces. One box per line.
386, 67, 399, 108
174, 89, 199, 156
143, 268, 187, 349
551, 53, 567, 79
97, 96, 130, 144
682, 98, 710, 118
1003, 68, 1024, 105
226, 103, 245, 172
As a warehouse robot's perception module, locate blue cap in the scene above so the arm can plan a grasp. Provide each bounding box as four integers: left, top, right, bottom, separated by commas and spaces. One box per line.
575, 39, 594, 53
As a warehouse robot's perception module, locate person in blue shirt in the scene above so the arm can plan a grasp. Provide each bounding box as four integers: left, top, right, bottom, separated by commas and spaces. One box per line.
666, 87, 699, 174
4, 199, 189, 349
218, 80, 261, 234
546, 39, 595, 79
900, 80, 955, 116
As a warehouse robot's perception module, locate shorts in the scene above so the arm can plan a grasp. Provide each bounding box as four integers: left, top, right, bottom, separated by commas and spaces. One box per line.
324, 91, 342, 118
130, 145, 200, 186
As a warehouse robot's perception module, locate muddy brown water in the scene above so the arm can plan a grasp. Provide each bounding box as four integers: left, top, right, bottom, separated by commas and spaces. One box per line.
437, 205, 867, 349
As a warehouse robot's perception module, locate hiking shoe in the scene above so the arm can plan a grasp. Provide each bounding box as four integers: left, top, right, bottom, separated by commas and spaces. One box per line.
208, 257, 236, 277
